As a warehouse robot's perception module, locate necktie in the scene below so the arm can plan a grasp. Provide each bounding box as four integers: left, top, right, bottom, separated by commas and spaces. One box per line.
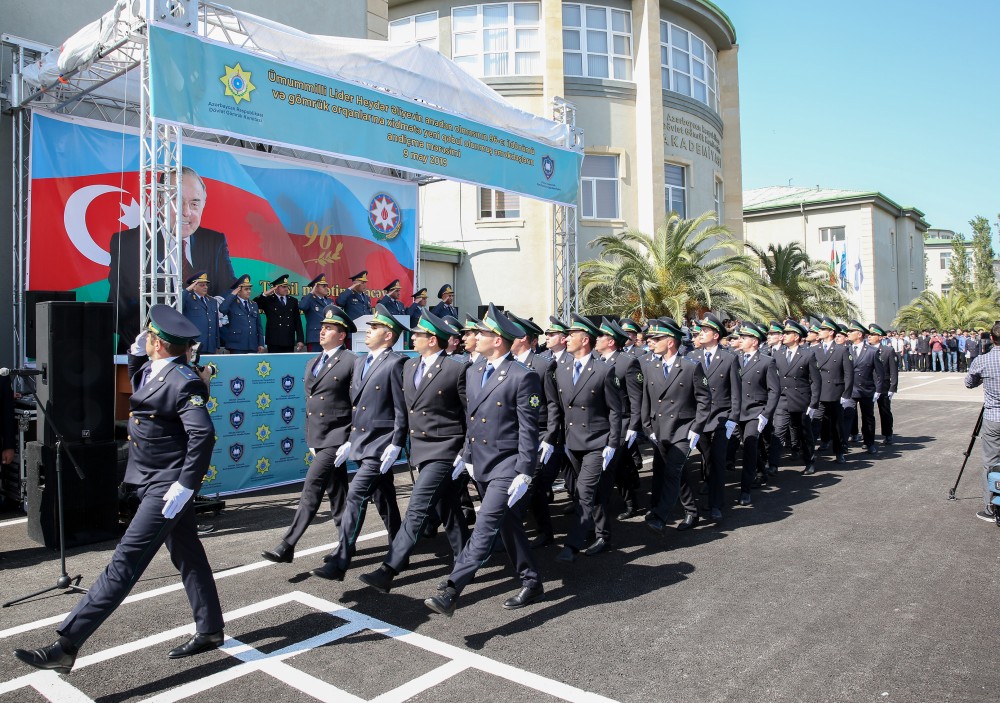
363, 353, 375, 378
705, 351, 712, 369
786, 349, 792, 362
243, 299, 251, 315
825, 344, 831, 355
573, 360, 583, 385
184, 238, 192, 265
663, 360, 670, 379
414, 359, 426, 389
744, 353, 751, 367
140, 366, 151, 388
482, 363, 494, 388
312, 353, 328, 377
280, 296, 286, 306
199, 295, 207, 311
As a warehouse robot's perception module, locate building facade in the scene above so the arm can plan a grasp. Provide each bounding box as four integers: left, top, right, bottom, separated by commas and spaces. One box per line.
390, 0, 743, 322
923, 228, 961, 296
743, 186, 928, 327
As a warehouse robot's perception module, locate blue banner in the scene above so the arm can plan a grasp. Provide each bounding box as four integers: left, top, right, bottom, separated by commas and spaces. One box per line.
148, 24, 581, 206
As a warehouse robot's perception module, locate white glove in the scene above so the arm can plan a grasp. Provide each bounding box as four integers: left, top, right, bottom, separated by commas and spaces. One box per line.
687, 431, 700, 446
334, 442, 351, 467
649, 433, 657, 443
161, 481, 194, 519
506, 473, 531, 507
131, 330, 149, 356
757, 414, 768, 432
806, 407, 817, 419
466, 463, 475, 479
724, 420, 737, 439
840, 397, 853, 409
379, 444, 402, 474
887, 391, 894, 400
538, 441, 554, 464
625, 430, 637, 448
601, 446, 615, 471
873, 392, 881, 402
451, 454, 466, 480
309, 447, 316, 456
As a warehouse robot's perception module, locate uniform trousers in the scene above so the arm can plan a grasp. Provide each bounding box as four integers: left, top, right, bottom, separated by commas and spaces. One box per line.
564, 449, 614, 548
812, 401, 846, 454
281, 446, 347, 547
613, 441, 642, 507
876, 395, 894, 439
528, 452, 562, 539
267, 344, 294, 353
845, 397, 877, 447
383, 460, 468, 572
738, 419, 762, 493
57, 481, 224, 648
649, 439, 692, 523
448, 475, 540, 594
330, 458, 401, 570
697, 429, 729, 512
770, 409, 815, 468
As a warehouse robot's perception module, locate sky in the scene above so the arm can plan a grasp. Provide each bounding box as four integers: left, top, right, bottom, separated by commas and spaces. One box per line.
724, 0, 1000, 240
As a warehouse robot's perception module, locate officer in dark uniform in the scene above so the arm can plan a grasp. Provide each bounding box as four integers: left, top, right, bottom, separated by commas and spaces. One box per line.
408, 287, 428, 328
763, 320, 785, 357
260, 305, 357, 565
687, 314, 741, 521
299, 274, 334, 352
551, 314, 622, 562
844, 319, 886, 454
430, 284, 458, 319
181, 271, 220, 353
868, 324, 898, 444
220, 274, 264, 353
424, 304, 543, 616
358, 310, 470, 593
539, 316, 570, 364
377, 279, 408, 316
459, 314, 483, 365
642, 317, 712, 536
811, 317, 854, 464
619, 318, 641, 356
311, 304, 407, 580
14, 306, 223, 673
336, 270, 373, 320
769, 319, 821, 475
255, 273, 305, 353
733, 322, 779, 504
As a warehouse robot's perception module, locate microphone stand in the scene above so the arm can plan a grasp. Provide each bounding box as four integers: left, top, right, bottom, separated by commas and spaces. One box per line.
4, 393, 89, 607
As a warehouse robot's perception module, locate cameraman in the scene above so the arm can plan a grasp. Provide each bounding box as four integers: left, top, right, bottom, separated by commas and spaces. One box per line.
964, 321, 1000, 522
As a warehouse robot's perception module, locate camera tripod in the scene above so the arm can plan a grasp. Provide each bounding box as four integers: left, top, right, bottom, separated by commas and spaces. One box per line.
948, 405, 984, 501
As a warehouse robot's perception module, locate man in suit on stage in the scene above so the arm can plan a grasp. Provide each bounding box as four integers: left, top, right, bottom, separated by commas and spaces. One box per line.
254, 273, 305, 353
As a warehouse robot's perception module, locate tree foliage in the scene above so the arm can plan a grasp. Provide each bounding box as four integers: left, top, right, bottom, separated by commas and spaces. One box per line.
947, 232, 971, 297
894, 289, 1000, 331
744, 241, 859, 321
969, 215, 996, 296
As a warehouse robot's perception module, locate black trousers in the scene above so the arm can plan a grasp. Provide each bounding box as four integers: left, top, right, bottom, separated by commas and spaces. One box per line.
697, 429, 729, 512
845, 397, 877, 447
738, 418, 762, 493
282, 446, 347, 547
770, 408, 815, 468
876, 394, 894, 439
267, 344, 295, 353
383, 460, 468, 572
812, 400, 846, 454
650, 439, 692, 523
528, 451, 563, 539
565, 448, 614, 548
58, 481, 224, 648
330, 458, 401, 571
613, 440, 642, 507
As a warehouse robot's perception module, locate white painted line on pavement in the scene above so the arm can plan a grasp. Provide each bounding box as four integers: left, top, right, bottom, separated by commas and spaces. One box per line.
0, 517, 27, 527
900, 376, 959, 392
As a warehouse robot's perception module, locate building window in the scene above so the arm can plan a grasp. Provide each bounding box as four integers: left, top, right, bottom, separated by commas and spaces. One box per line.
452, 3, 541, 77
941, 284, 952, 295
820, 227, 846, 243
660, 21, 718, 112
940, 251, 951, 270
479, 188, 520, 218
389, 12, 439, 49
714, 178, 723, 222
664, 163, 686, 218
580, 155, 619, 220
562, 4, 633, 80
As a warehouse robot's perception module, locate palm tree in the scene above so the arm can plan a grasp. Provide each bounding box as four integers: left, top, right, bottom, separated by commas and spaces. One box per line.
578, 211, 767, 321
894, 289, 1000, 330
744, 241, 859, 321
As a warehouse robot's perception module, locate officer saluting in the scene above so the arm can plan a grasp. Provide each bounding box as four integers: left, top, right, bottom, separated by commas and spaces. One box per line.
377, 279, 408, 316
220, 274, 264, 353
181, 270, 220, 353
15, 306, 223, 674
336, 270, 373, 320
430, 284, 458, 319
299, 274, 334, 352
408, 287, 428, 329
255, 273, 305, 353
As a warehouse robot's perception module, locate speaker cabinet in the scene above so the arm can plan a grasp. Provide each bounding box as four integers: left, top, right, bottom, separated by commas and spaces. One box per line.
35, 302, 115, 445
24, 440, 120, 549
25, 291, 75, 359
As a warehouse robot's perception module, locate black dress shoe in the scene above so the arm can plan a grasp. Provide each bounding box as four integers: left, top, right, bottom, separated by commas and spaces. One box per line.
737, 492, 751, 506
529, 533, 554, 549
645, 514, 666, 536
617, 505, 647, 520
503, 584, 544, 610
555, 546, 577, 563
867, 444, 879, 455
261, 541, 294, 564
422, 523, 438, 539
14, 639, 77, 674
582, 537, 608, 556
802, 464, 816, 476
818, 441, 831, 451
765, 465, 778, 477
425, 587, 458, 617
310, 561, 345, 581
358, 566, 394, 593
677, 514, 699, 531
709, 508, 723, 522
883, 435, 893, 445
836, 454, 846, 464
751, 473, 768, 488
436, 580, 449, 592
167, 630, 224, 659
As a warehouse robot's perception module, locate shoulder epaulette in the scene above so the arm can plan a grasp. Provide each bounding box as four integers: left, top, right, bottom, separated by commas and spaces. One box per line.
174, 364, 198, 380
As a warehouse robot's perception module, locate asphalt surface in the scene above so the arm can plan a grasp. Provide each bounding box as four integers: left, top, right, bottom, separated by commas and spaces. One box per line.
0, 370, 997, 702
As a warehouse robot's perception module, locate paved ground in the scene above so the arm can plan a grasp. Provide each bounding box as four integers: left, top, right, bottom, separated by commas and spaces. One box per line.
0, 370, 997, 702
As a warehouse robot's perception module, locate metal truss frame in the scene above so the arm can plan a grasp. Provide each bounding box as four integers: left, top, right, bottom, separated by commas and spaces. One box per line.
552, 97, 583, 319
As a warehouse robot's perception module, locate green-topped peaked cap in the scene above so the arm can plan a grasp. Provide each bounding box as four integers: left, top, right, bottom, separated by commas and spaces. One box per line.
768, 319, 784, 334
599, 317, 627, 345
148, 304, 200, 345
370, 303, 407, 335
647, 317, 683, 340
320, 304, 357, 334
619, 318, 640, 334
868, 323, 887, 336
783, 319, 807, 336
847, 319, 868, 334
569, 313, 600, 337
506, 311, 543, 337
738, 321, 765, 341
819, 316, 840, 333
461, 314, 481, 332
699, 313, 725, 336
413, 308, 456, 344
545, 316, 569, 334
477, 303, 524, 341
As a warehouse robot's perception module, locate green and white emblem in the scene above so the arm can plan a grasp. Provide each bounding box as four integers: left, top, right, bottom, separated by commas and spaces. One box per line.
528, 394, 541, 408
189, 395, 205, 407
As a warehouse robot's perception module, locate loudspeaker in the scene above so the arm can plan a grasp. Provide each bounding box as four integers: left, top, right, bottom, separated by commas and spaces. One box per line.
25, 290, 75, 359
35, 302, 115, 446
25, 440, 120, 549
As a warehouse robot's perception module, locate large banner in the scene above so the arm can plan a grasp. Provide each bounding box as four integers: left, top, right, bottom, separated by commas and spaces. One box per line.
148, 23, 581, 206
29, 111, 418, 348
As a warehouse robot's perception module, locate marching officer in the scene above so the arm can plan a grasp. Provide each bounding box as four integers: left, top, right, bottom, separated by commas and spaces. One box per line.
642, 317, 712, 537
336, 270, 373, 320
812, 317, 854, 465
619, 318, 641, 356
539, 317, 570, 364
15, 306, 222, 673
430, 284, 458, 319
181, 271, 220, 353
424, 304, 543, 616
260, 305, 357, 565
220, 274, 264, 353
255, 273, 305, 353
300, 274, 334, 352
310, 305, 406, 581
764, 320, 785, 356
358, 310, 470, 593
844, 319, 886, 455
378, 279, 408, 316
459, 315, 483, 364
769, 319, 821, 475
868, 323, 898, 444
408, 287, 428, 328
733, 322, 779, 504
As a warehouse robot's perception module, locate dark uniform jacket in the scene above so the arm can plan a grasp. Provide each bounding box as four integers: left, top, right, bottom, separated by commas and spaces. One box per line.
299, 293, 333, 344
815, 342, 855, 402
348, 350, 407, 461
737, 351, 780, 422
181, 290, 220, 353
407, 302, 426, 329
124, 354, 215, 489
378, 296, 408, 316
553, 353, 623, 452
849, 343, 887, 399
430, 301, 458, 319
336, 288, 373, 320
774, 346, 821, 412
605, 349, 643, 441
520, 350, 561, 445
463, 356, 541, 481
640, 353, 712, 444
220, 293, 264, 351
304, 346, 356, 449
877, 344, 899, 393
687, 347, 740, 431
403, 352, 467, 465
254, 293, 304, 349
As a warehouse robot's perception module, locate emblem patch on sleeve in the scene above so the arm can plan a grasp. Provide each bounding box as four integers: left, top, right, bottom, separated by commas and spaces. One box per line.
702, 376, 708, 386
189, 395, 206, 407
637, 372, 644, 383
528, 394, 541, 408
